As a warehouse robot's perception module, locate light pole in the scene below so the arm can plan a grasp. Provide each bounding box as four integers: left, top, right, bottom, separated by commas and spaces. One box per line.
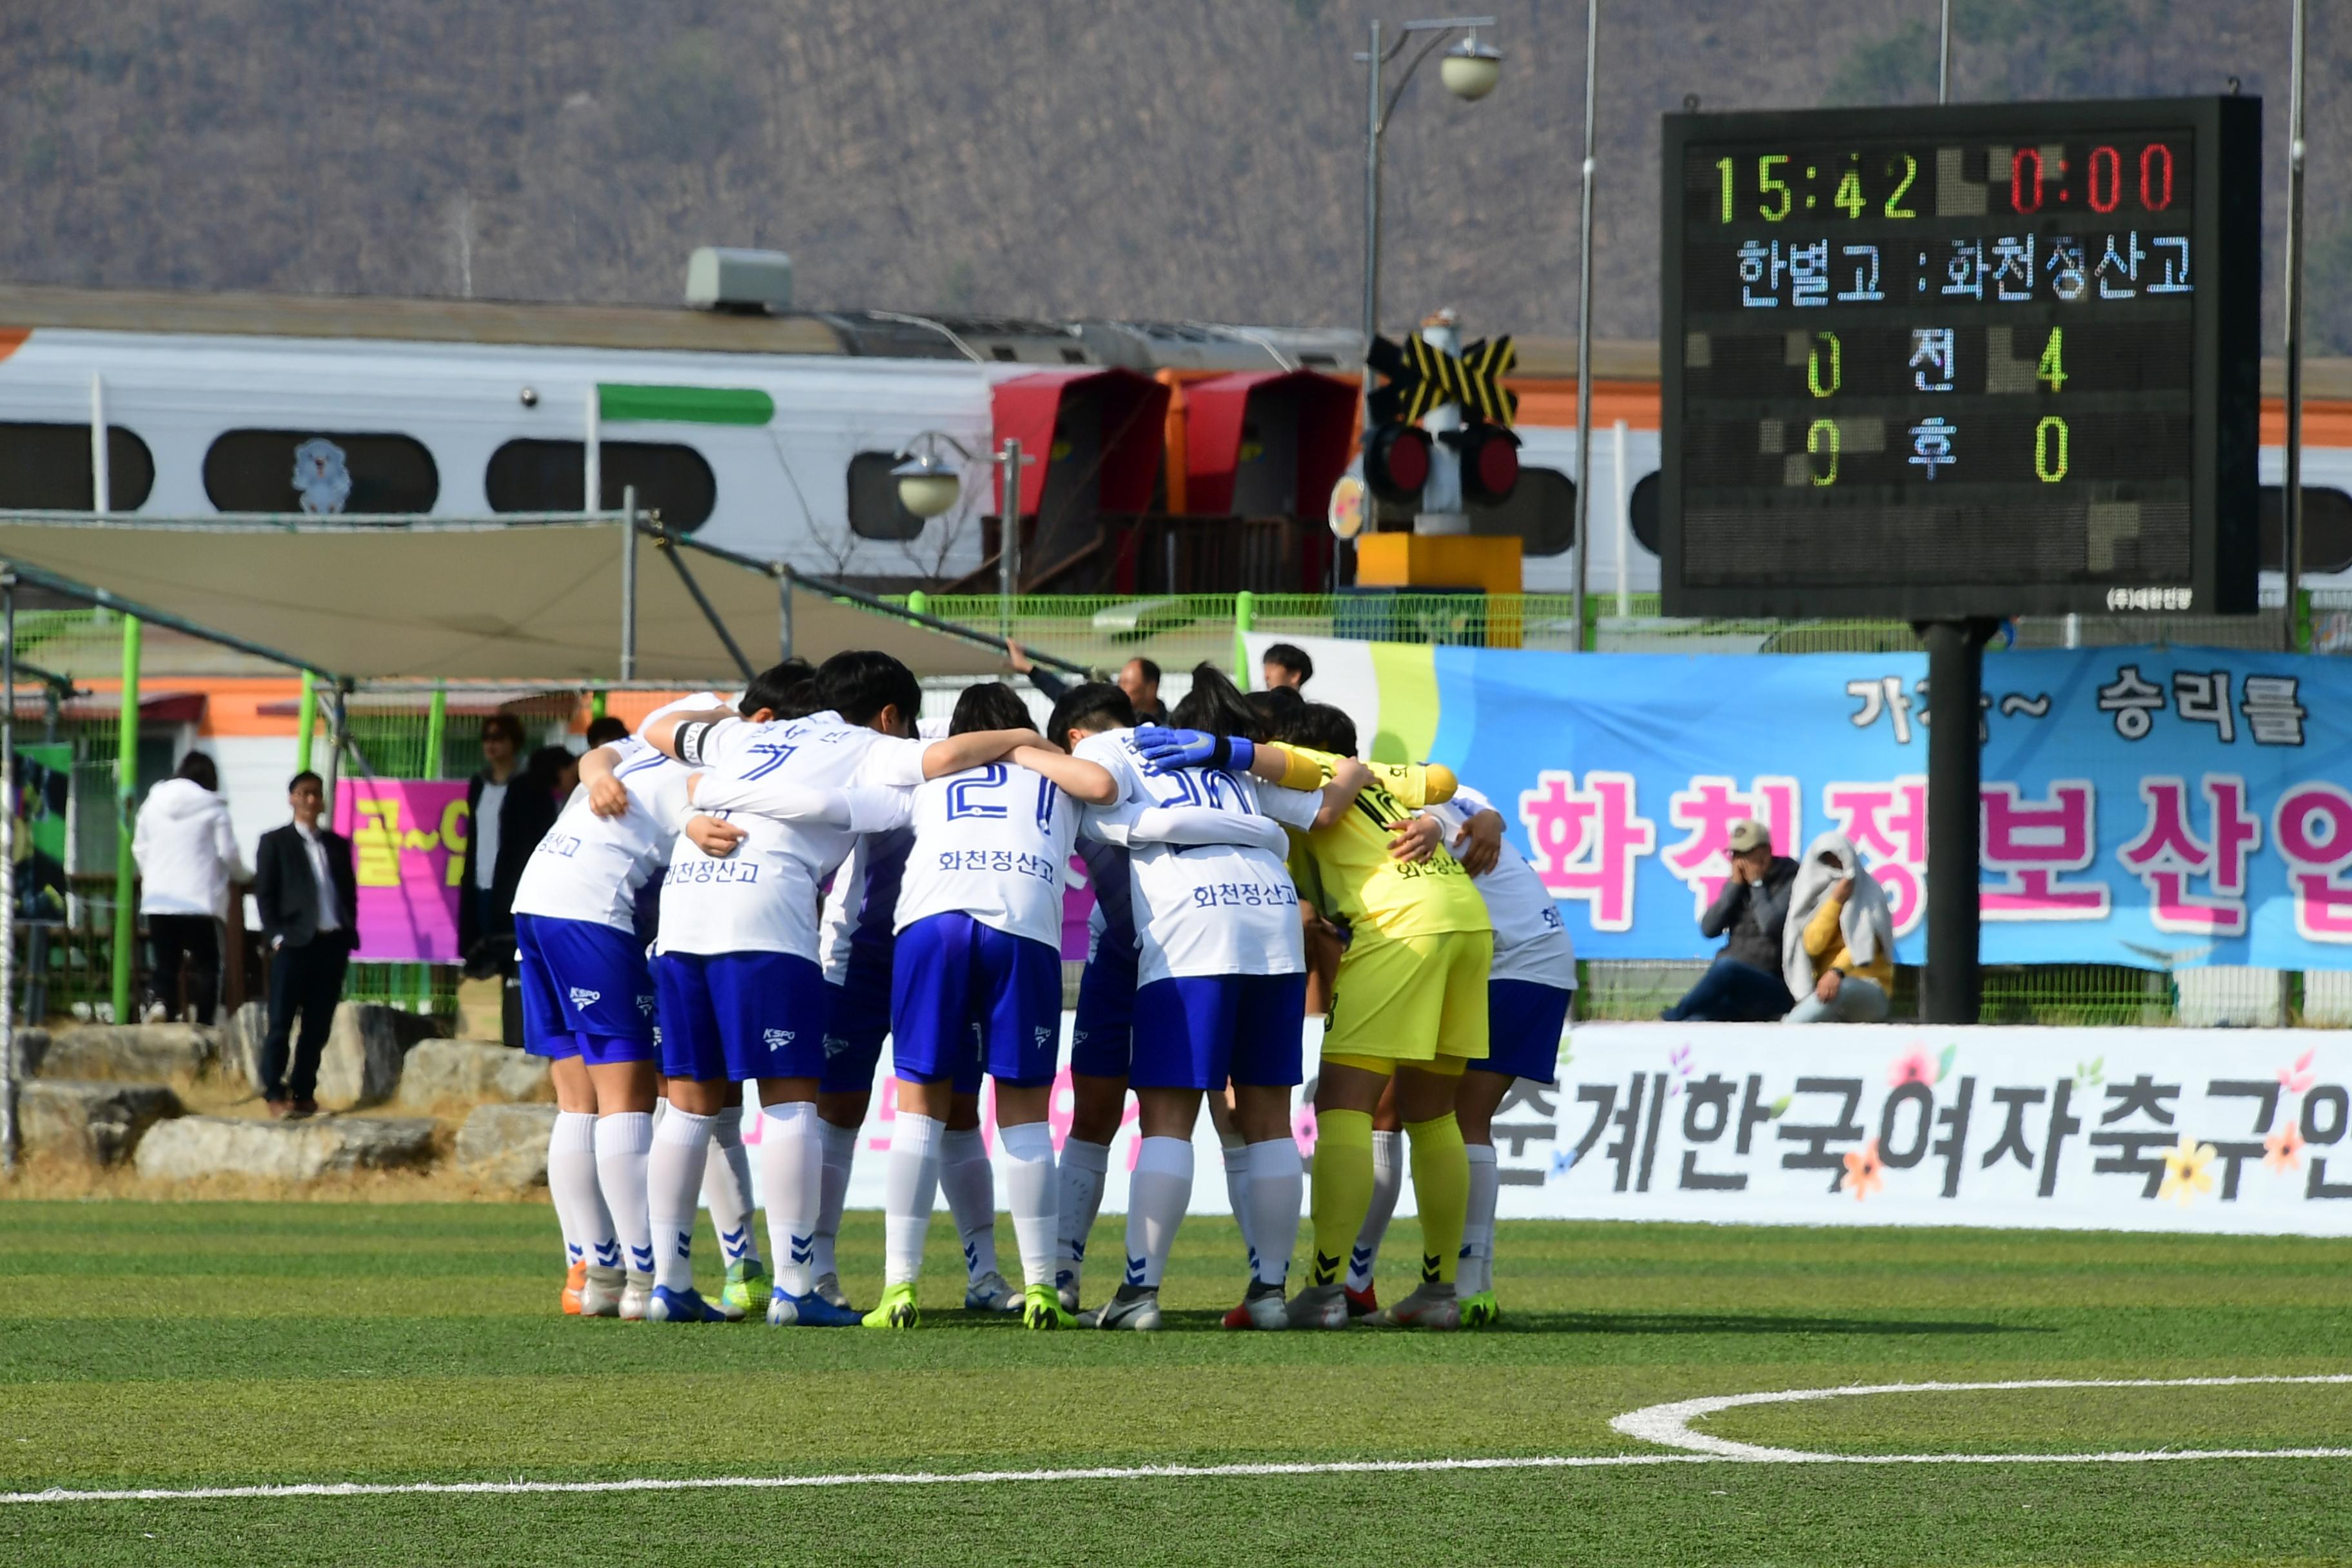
1354, 17, 1502, 574
891, 433, 1035, 636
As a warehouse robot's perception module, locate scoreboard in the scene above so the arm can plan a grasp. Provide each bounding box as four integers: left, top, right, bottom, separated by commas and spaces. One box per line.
1659, 97, 2261, 619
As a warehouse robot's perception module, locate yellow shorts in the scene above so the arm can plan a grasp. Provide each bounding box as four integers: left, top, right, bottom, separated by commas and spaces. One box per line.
1322, 928, 1492, 1066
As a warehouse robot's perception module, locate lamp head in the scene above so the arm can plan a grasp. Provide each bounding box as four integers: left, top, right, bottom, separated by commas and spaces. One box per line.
892, 451, 964, 519
1441, 32, 1502, 101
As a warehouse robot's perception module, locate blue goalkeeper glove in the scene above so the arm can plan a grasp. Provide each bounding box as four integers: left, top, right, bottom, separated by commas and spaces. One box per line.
1132, 725, 1255, 776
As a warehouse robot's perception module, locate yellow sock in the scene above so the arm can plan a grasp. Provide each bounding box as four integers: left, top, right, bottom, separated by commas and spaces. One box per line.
1406, 1112, 1469, 1288
1309, 1110, 1376, 1288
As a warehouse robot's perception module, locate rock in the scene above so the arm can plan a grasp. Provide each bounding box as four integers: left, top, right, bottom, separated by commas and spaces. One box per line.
224, 1002, 268, 1093
455, 1102, 560, 1189
38, 1024, 218, 1081
132, 1114, 436, 1183
315, 1004, 407, 1109
19, 1079, 181, 1164
4, 1026, 50, 1077
396, 1039, 550, 1109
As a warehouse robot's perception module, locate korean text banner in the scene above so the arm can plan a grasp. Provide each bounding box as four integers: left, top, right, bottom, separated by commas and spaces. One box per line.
1248, 633, 2352, 970
331, 780, 469, 963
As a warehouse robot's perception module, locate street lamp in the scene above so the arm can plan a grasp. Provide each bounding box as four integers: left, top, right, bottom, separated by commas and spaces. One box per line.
1353, 16, 1502, 571
891, 431, 1034, 632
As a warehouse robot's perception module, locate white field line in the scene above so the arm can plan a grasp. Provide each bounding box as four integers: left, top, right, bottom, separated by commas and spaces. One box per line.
9, 1375, 2349, 1505
1610, 1373, 2352, 1462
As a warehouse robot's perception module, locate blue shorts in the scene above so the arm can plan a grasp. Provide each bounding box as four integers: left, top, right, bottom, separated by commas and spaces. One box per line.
654, 949, 831, 1084
890, 912, 1061, 1090
1130, 972, 1308, 1092
819, 954, 894, 1096
1482, 978, 1573, 1085
515, 914, 659, 1064
1069, 941, 1139, 1079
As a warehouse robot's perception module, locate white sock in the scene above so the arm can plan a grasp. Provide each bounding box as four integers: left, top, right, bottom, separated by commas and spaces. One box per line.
1245, 1137, 1303, 1288
647, 1108, 715, 1291
1124, 1135, 1193, 1291
1347, 1129, 1404, 1293
1464, 1142, 1500, 1296
1221, 1133, 1257, 1279
701, 1111, 761, 1269
997, 1120, 1057, 1291
759, 1100, 824, 1295
547, 1111, 610, 1268
1055, 1137, 1111, 1296
589, 1111, 651, 1279
814, 1119, 859, 1281
939, 1128, 999, 1284
883, 1111, 946, 1288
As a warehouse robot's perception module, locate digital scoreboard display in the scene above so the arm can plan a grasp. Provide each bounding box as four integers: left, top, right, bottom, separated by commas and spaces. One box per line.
1659, 98, 2261, 618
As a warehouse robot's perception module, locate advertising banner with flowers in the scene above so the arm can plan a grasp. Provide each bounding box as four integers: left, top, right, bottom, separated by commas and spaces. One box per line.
1488, 1024, 2352, 1236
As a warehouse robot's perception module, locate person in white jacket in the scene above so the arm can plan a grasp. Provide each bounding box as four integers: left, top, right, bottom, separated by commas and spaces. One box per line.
132, 752, 248, 1024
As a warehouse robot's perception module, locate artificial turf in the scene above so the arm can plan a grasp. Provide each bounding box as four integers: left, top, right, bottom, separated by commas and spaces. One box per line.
0, 1200, 2346, 1566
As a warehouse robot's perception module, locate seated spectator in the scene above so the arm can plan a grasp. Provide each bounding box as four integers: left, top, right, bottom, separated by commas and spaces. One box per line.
1781, 832, 1896, 1024
1261, 642, 1314, 691
1662, 819, 1796, 1022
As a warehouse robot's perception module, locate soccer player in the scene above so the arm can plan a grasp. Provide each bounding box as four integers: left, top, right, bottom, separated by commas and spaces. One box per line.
638, 652, 1046, 1326
1054, 781, 1137, 1314
1093, 667, 1372, 1330
861, 681, 1119, 1331
1344, 780, 1575, 1328
808, 824, 1021, 1315
512, 695, 729, 1320
1173, 700, 1490, 1331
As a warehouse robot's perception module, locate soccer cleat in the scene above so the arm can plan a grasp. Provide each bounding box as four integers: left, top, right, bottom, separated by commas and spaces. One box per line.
813, 1272, 856, 1312
1284, 1282, 1351, 1330
579, 1265, 626, 1318
1222, 1279, 1289, 1331
1369, 1283, 1462, 1331
720, 1260, 774, 1322
1079, 1286, 1162, 1331
618, 1271, 655, 1321
1460, 1289, 1501, 1329
862, 1282, 921, 1329
1021, 1282, 1077, 1329
1055, 1278, 1081, 1314
561, 1260, 587, 1315
965, 1270, 1021, 1313
647, 1285, 729, 1323
769, 1288, 864, 1328
1344, 1285, 1380, 1319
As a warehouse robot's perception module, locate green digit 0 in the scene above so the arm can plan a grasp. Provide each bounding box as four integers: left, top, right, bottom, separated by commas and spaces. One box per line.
1807, 331, 1841, 398
2035, 416, 2069, 483
1808, 418, 1840, 486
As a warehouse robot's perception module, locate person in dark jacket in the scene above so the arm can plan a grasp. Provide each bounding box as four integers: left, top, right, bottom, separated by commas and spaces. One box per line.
251, 771, 359, 1117
456, 716, 564, 978
1663, 819, 1799, 1022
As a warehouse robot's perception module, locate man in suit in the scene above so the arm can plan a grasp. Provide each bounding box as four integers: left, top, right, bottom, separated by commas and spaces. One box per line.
252, 770, 359, 1118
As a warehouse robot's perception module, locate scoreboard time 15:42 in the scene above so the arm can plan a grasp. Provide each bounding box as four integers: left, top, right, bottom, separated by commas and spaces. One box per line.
1658, 98, 2260, 620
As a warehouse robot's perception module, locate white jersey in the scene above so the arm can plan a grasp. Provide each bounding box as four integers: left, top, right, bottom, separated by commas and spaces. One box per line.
1426, 784, 1576, 988
893, 760, 1079, 949
511, 737, 695, 934
1076, 729, 1320, 988
657, 712, 928, 959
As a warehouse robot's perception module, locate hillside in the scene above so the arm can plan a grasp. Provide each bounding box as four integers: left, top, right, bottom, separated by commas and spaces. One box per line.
0, 1, 2343, 348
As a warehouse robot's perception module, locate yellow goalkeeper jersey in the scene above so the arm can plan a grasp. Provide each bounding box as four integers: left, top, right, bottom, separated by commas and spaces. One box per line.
1282, 747, 1491, 942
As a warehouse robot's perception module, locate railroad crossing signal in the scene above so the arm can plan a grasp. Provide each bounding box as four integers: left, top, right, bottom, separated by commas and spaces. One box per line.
1366, 333, 1518, 427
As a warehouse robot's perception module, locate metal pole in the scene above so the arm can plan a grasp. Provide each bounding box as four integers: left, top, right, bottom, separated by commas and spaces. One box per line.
998, 437, 1023, 640
322, 685, 346, 820
778, 567, 795, 663
584, 387, 602, 513
1922, 619, 1992, 1024
1355, 17, 1384, 589
1612, 418, 1631, 616
110, 613, 141, 1026
1937, 0, 1952, 103
1569, 0, 1600, 652
90, 373, 109, 513
2, 572, 17, 1171
620, 484, 639, 681
2284, 0, 2308, 650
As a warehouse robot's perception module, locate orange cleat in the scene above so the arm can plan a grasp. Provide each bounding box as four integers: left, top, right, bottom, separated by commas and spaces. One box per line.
562, 1260, 587, 1315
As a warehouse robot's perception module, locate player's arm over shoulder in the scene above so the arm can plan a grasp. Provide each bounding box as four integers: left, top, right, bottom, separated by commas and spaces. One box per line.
1371, 760, 1456, 810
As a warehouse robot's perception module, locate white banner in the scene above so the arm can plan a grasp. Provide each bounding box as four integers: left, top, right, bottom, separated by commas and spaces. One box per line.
741, 1019, 2351, 1237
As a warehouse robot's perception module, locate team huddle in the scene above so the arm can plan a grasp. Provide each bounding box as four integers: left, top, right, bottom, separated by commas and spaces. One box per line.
511, 648, 1574, 1331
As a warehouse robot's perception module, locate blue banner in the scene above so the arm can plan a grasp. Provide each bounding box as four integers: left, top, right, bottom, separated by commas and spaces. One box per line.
1422, 643, 2352, 970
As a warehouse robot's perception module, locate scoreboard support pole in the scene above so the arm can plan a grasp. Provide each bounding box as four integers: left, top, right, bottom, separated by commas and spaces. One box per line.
1920, 618, 1996, 1025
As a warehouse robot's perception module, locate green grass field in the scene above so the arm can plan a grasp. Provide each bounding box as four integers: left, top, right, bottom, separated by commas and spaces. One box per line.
1, 1202, 2348, 1567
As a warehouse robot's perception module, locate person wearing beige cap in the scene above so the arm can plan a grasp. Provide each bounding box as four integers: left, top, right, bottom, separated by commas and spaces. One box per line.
1662, 818, 1799, 1021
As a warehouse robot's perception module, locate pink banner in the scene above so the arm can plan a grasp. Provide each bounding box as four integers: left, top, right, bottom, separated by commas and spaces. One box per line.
333, 779, 469, 963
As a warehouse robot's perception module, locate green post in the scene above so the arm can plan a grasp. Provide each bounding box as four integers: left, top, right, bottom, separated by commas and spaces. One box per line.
110, 614, 142, 1024
294, 670, 317, 776
907, 589, 929, 619
2296, 586, 2313, 653
587, 689, 607, 724
425, 684, 448, 781
1234, 589, 1255, 687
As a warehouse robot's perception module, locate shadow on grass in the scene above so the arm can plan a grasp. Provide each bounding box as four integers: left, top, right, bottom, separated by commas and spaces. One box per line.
1021, 1309, 2040, 1337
